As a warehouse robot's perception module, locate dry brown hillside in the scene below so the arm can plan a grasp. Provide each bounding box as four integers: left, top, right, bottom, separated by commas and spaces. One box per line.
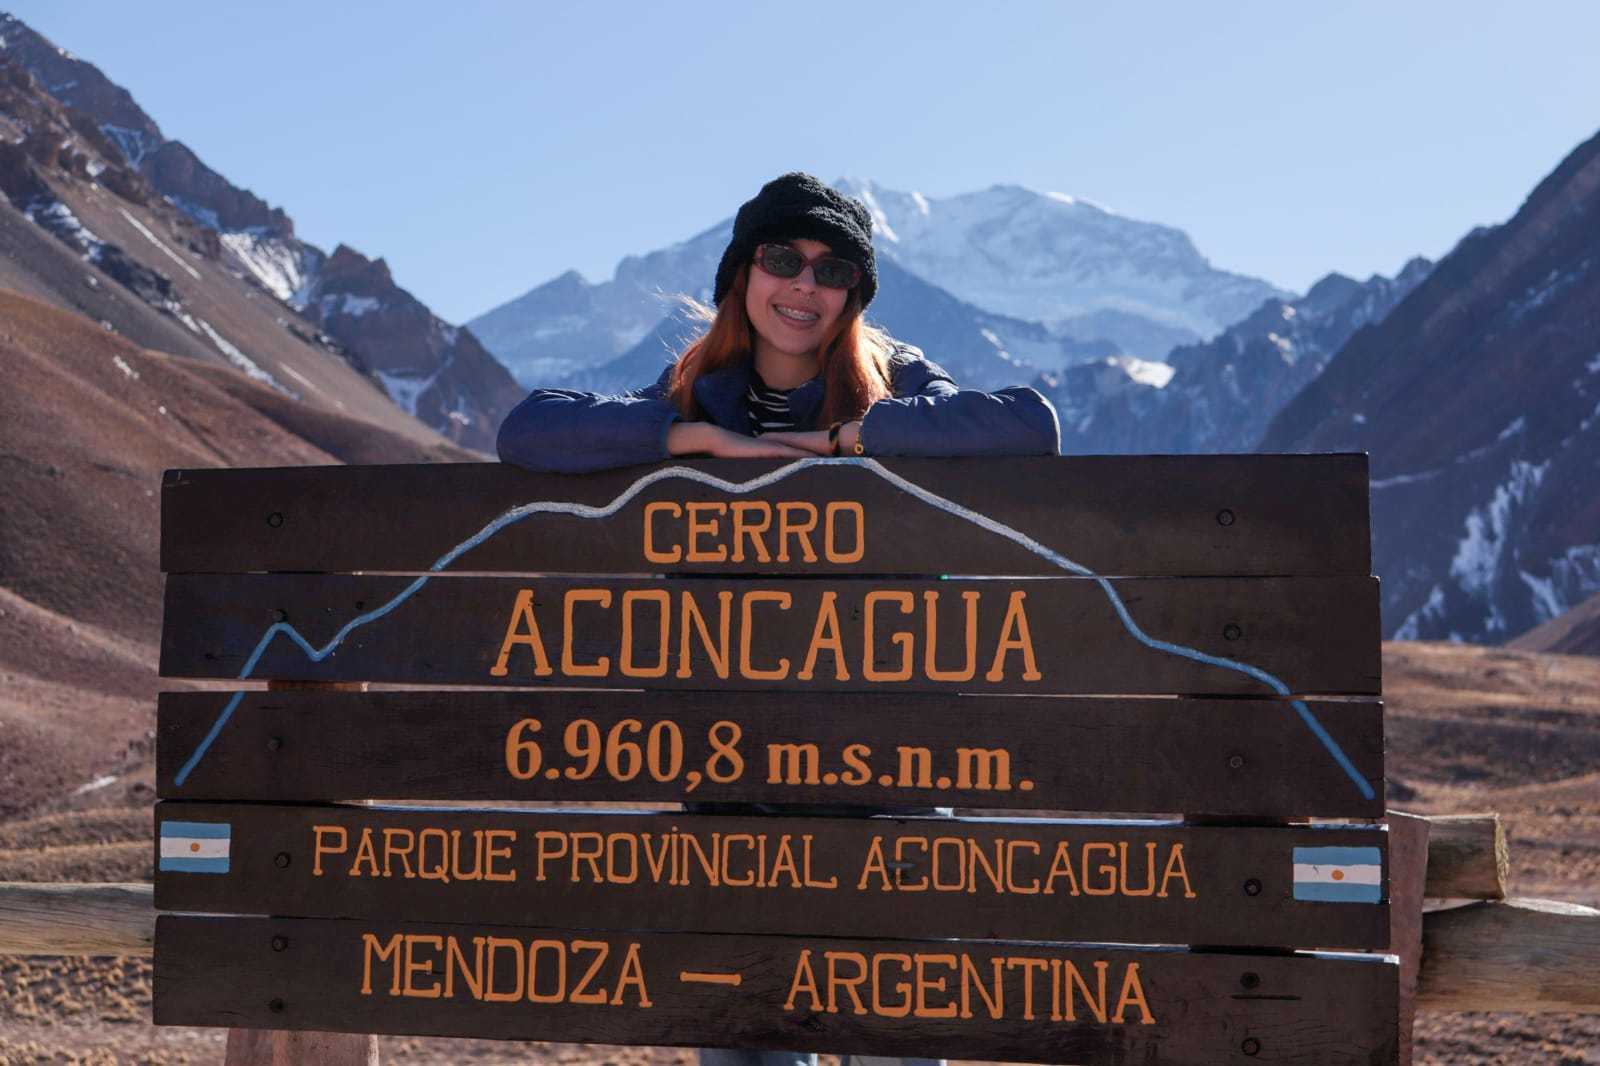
1512, 589, 1600, 657
0, 287, 474, 819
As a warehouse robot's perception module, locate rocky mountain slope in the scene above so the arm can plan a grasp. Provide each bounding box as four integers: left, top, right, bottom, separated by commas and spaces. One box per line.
0, 287, 473, 817
0, 13, 522, 451
1034, 258, 1433, 454
1261, 127, 1600, 644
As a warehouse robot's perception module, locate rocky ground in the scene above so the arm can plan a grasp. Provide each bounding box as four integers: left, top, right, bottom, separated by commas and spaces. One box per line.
2, 641, 1597, 1064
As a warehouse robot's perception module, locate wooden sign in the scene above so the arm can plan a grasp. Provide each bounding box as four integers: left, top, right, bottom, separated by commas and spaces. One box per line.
160, 574, 1381, 694
160, 455, 1372, 577
154, 803, 1390, 949
157, 690, 1386, 815
153, 456, 1396, 1061
155, 916, 1399, 1064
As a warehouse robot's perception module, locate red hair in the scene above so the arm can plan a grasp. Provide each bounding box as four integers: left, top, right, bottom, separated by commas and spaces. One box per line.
667, 262, 893, 428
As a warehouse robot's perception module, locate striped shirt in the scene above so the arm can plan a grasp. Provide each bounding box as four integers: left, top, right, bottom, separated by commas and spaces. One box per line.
746, 372, 800, 435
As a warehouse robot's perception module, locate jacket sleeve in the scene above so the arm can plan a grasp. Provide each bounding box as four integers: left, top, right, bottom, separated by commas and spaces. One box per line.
860, 351, 1062, 457
496, 365, 681, 474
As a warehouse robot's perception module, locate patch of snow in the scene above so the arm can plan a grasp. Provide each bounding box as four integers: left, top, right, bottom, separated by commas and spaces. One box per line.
1351, 413, 1367, 425
1394, 584, 1445, 640
440, 324, 460, 346
1495, 415, 1526, 442
1581, 400, 1600, 434
1587, 351, 1600, 374
98, 124, 159, 168
1519, 570, 1565, 623
277, 363, 324, 395
166, 194, 220, 231
111, 355, 139, 380
86, 158, 106, 178
196, 318, 295, 397
909, 191, 930, 216
1115, 356, 1175, 388
117, 207, 201, 280
1448, 460, 1551, 629
319, 292, 381, 317
376, 350, 454, 418
1507, 260, 1590, 323
852, 184, 898, 243
219, 231, 314, 305
376, 370, 433, 416
1045, 191, 1076, 206
24, 197, 106, 257
73, 774, 116, 795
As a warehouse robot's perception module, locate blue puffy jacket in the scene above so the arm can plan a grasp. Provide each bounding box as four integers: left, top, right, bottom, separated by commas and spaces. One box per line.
496, 342, 1061, 473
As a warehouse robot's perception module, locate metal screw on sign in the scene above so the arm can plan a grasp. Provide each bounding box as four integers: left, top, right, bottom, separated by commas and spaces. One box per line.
1241, 1037, 1262, 1056
267, 512, 285, 528
1227, 753, 1245, 770
1239, 972, 1260, 990
266, 736, 283, 752
1216, 508, 1235, 527
274, 851, 292, 869
270, 936, 289, 952
1243, 878, 1262, 896
268, 998, 285, 1014
1223, 623, 1243, 641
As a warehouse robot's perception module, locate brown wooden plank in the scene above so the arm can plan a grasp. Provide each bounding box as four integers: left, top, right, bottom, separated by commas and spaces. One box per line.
154, 803, 1390, 949
154, 916, 1399, 1064
158, 574, 1382, 694
156, 690, 1385, 816
160, 455, 1372, 577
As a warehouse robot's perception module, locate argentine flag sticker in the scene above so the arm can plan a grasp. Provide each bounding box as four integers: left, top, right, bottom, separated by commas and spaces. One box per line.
1292, 846, 1382, 903
159, 820, 231, 874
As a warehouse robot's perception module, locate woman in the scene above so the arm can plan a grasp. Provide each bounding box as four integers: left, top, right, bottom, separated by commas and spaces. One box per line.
496, 172, 1060, 471
496, 173, 1057, 1066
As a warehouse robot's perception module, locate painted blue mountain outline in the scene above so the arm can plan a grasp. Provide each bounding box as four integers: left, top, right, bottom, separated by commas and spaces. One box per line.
173, 456, 1375, 800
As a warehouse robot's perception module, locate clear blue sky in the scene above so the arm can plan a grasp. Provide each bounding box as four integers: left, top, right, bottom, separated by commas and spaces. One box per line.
8, 2, 1599, 325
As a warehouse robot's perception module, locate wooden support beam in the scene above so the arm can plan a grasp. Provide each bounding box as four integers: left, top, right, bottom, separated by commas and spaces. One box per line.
1418, 898, 1600, 1014
0, 882, 153, 955
1423, 814, 1508, 900
1387, 812, 1430, 1066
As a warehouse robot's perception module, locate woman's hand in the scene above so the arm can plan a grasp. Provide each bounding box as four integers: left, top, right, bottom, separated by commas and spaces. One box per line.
760, 421, 864, 457
667, 422, 812, 459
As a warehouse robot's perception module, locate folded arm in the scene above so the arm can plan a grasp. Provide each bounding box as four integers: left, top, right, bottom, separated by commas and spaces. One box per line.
860, 356, 1062, 457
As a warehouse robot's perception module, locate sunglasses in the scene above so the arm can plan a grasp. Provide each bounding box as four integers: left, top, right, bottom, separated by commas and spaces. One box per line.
753, 243, 862, 291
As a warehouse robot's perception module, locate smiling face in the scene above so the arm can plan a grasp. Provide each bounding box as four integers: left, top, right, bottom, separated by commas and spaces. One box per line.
744, 237, 852, 364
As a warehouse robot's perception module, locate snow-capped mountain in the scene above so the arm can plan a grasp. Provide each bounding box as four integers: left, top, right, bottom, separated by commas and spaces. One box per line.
1033, 258, 1432, 455
1261, 126, 1600, 643
0, 13, 521, 451
554, 254, 1091, 395
836, 178, 1294, 359
469, 179, 1293, 389
470, 218, 1088, 392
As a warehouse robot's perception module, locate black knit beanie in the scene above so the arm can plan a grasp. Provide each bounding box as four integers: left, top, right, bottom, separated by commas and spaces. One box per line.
713, 172, 877, 308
